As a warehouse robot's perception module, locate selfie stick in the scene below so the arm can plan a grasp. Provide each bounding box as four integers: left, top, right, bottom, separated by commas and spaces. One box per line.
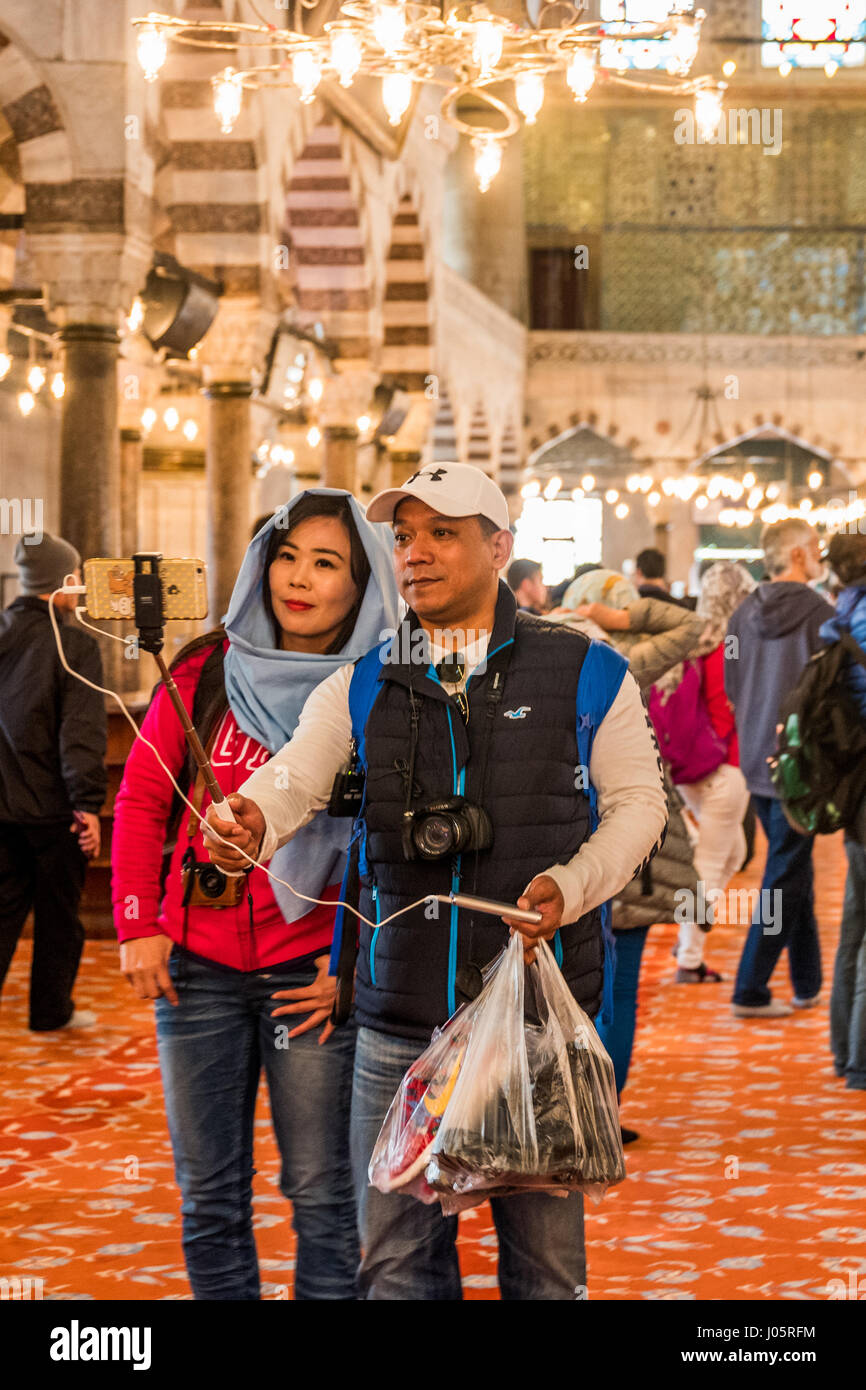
132, 553, 237, 827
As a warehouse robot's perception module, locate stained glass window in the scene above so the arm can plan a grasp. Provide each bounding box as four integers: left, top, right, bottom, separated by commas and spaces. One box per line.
599, 0, 678, 72
761, 0, 866, 66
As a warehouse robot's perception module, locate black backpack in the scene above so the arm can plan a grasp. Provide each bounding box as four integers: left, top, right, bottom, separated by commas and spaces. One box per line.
769, 632, 866, 835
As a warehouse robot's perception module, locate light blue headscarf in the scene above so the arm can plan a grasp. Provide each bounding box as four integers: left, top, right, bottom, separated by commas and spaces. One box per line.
223, 489, 399, 923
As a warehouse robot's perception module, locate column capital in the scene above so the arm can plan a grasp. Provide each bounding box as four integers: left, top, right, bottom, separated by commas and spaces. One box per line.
202, 381, 255, 400
120, 427, 143, 443
28, 231, 153, 329
58, 324, 121, 346
319, 369, 378, 431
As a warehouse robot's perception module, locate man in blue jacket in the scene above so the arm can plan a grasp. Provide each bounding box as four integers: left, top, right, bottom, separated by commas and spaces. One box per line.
206, 464, 667, 1300
726, 518, 835, 1018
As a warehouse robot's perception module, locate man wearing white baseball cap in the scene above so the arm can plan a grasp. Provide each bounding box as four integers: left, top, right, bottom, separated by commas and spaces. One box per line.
206, 460, 667, 1300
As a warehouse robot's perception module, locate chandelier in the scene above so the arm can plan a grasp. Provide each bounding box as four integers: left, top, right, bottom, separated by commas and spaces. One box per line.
133, 3, 720, 190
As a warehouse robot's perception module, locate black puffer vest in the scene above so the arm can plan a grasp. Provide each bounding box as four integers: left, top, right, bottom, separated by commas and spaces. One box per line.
351, 584, 607, 1040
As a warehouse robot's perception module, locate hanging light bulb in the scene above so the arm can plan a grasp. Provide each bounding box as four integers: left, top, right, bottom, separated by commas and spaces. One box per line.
373, 2, 407, 55
292, 50, 322, 104
514, 71, 545, 125
722, 59, 737, 77
566, 50, 596, 103
213, 68, 243, 133
308, 377, 324, 403
18, 390, 35, 417
766, 482, 780, 499
330, 28, 363, 87
742, 470, 756, 488
648, 490, 661, 507
0, 352, 10, 380
382, 71, 412, 126
748, 487, 763, 510
808, 469, 823, 489
626, 474, 641, 493
472, 135, 502, 193
126, 296, 144, 333
520, 479, 541, 499
638, 475, 653, 492
824, 59, 839, 77
614, 501, 629, 519
137, 19, 168, 83
695, 493, 709, 510
667, 16, 700, 76
543, 475, 562, 500
307, 425, 321, 447
141, 407, 157, 432
695, 84, 724, 142
164, 406, 179, 431
581, 473, 595, 491
661, 477, 677, 496
357, 414, 371, 432
472, 19, 504, 79
51, 372, 65, 400
183, 419, 199, 441
604, 488, 619, 504
571, 486, 585, 501
27, 363, 46, 394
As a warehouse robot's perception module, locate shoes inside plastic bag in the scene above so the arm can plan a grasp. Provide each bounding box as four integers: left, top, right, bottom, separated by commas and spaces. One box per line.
369, 933, 625, 1214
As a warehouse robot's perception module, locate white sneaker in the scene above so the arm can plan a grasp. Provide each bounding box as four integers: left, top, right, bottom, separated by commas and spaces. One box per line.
792, 994, 821, 1009
59, 1009, 97, 1029
731, 1001, 794, 1019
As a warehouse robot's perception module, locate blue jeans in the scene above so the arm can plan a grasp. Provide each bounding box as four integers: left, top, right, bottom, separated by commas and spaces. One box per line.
830, 840, 866, 1088
732, 795, 823, 1007
350, 1025, 586, 1300
596, 926, 650, 1098
155, 949, 359, 1300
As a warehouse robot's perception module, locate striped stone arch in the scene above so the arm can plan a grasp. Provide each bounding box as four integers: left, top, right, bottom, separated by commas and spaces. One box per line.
466, 400, 493, 476
431, 385, 459, 462
153, 0, 270, 299
379, 192, 433, 392
285, 118, 373, 370
0, 27, 76, 286
498, 418, 522, 497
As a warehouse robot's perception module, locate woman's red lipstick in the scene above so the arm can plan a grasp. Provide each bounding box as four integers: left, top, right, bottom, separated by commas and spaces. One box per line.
285, 599, 313, 611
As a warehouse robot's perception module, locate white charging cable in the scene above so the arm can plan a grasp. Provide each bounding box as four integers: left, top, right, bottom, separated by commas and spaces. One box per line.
47, 581, 433, 932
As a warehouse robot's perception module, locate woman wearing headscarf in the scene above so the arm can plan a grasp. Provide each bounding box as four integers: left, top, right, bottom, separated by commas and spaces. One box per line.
111, 492, 399, 1300
552, 568, 704, 1141
650, 560, 756, 982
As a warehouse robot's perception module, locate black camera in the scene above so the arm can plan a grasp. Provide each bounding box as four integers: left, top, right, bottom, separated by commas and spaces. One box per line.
401, 796, 493, 862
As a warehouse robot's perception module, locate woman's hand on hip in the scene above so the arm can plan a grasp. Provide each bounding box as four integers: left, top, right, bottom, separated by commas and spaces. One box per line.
270, 953, 337, 1044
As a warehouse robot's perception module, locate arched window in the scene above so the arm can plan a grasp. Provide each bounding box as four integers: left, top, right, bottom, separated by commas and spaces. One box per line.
761, 0, 866, 66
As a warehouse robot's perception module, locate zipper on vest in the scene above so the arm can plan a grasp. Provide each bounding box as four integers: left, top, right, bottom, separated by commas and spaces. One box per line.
445, 706, 464, 1017
369, 884, 381, 986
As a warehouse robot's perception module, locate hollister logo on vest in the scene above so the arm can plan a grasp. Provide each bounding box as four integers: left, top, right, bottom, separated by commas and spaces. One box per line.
504, 706, 531, 719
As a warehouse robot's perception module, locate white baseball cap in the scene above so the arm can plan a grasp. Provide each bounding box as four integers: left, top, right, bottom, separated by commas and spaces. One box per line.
366, 461, 510, 531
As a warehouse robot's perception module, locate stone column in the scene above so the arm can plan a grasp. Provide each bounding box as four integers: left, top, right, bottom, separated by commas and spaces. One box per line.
387, 449, 422, 490
119, 428, 142, 558
202, 382, 253, 625
323, 424, 359, 491
58, 325, 122, 563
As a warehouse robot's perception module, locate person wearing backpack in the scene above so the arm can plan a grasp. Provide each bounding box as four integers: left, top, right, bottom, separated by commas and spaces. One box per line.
726, 518, 835, 1018
650, 561, 756, 982
820, 532, 866, 1088
111, 492, 399, 1299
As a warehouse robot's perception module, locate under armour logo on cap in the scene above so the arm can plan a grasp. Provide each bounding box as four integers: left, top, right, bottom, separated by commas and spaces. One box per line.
405, 467, 448, 485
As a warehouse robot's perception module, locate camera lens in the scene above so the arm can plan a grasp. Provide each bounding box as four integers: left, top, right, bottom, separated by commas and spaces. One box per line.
414, 812, 459, 860
198, 865, 227, 899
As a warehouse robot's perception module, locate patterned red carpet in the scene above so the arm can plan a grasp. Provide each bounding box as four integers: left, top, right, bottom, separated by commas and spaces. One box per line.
1, 827, 864, 1301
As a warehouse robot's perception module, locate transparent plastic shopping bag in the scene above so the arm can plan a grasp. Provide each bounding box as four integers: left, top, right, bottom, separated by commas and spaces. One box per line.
367, 950, 509, 1203
426, 933, 626, 1212
369, 932, 625, 1214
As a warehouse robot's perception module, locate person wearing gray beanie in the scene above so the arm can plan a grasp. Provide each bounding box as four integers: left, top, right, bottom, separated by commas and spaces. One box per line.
1, 534, 106, 1031
14, 532, 81, 597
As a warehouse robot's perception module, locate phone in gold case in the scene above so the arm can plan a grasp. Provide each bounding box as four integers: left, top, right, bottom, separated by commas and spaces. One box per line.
83, 558, 208, 622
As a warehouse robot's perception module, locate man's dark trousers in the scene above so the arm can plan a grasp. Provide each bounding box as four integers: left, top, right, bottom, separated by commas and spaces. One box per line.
0, 821, 88, 1030
732, 795, 822, 1006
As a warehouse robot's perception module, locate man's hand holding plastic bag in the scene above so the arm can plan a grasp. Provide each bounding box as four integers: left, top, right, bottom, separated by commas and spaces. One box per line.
369, 933, 626, 1215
